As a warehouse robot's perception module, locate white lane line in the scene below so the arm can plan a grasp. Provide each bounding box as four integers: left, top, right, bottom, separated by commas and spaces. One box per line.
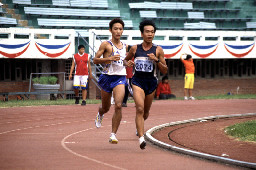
61, 127, 127, 170
64, 141, 76, 144
0, 119, 89, 135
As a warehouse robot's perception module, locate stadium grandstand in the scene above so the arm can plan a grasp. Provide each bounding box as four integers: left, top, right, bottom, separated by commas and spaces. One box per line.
0, 0, 256, 100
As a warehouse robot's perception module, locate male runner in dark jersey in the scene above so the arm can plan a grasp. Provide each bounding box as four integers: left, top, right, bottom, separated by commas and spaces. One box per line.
124, 20, 168, 149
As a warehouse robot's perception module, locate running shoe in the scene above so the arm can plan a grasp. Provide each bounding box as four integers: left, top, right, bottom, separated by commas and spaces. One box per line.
189, 96, 195, 100
139, 136, 146, 150
81, 100, 86, 106
184, 96, 188, 100
109, 133, 118, 144
95, 112, 103, 128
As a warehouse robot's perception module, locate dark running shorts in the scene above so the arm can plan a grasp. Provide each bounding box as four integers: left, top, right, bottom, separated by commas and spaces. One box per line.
98, 74, 126, 93
131, 75, 157, 96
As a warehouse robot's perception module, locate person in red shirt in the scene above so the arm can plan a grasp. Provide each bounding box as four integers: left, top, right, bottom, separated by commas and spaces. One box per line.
156, 75, 176, 99
180, 53, 195, 100
69, 45, 92, 105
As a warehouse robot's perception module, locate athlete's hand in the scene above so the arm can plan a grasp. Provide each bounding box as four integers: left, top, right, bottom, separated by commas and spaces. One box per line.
127, 60, 134, 67
147, 53, 158, 62
68, 74, 72, 80
110, 54, 120, 61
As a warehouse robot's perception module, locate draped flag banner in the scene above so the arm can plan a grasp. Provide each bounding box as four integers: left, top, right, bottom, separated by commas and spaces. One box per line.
90, 29, 256, 59
159, 41, 256, 59
0, 28, 75, 59
0, 40, 73, 59
35, 41, 71, 58
224, 42, 255, 58
161, 43, 183, 59
188, 43, 218, 58
0, 41, 31, 58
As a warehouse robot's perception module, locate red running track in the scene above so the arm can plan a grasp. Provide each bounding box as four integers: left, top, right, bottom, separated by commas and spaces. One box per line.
0, 99, 255, 170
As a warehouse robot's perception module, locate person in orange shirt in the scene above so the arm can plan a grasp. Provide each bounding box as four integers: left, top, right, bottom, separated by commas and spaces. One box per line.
180, 53, 195, 100
156, 75, 176, 99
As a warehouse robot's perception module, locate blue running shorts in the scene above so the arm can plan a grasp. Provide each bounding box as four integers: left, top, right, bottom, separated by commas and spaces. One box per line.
98, 74, 126, 93
131, 75, 157, 96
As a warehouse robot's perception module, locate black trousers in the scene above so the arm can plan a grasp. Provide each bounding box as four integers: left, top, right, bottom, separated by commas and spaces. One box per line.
159, 93, 176, 100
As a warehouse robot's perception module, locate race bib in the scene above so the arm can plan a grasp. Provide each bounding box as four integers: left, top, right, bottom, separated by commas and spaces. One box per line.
135, 57, 153, 72
111, 50, 124, 66
112, 59, 123, 66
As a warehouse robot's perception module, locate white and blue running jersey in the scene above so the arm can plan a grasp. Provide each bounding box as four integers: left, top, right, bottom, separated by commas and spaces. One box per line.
102, 40, 126, 76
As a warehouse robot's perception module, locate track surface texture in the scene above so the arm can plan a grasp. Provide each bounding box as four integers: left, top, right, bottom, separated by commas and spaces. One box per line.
152, 116, 256, 163
0, 99, 255, 170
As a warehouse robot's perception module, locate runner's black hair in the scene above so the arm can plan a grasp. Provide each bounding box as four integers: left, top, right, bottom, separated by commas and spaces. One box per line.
139, 20, 157, 33
109, 18, 124, 30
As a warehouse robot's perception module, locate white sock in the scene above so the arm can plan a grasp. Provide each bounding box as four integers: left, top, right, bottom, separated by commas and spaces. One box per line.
110, 133, 116, 137
139, 136, 145, 144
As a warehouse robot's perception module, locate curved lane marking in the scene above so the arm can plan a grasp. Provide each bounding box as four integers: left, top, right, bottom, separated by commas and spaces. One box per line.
61, 122, 130, 170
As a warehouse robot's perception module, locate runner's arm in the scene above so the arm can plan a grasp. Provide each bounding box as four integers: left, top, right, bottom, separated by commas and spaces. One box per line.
124, 45, 136, 67
93, 42, 120, 64
156, 46, 168, 74
88, 55, 93, 79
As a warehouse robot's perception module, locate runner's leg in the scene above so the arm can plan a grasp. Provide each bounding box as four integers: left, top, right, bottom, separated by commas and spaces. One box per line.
133, 85, 146, 138
112, 84, 125, 133
143, 90, 156, 121
98, 90, 112, 116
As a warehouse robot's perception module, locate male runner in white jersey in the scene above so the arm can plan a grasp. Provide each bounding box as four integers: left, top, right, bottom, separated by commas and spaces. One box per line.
124, 20, 168, 149
93, 18, 128, 144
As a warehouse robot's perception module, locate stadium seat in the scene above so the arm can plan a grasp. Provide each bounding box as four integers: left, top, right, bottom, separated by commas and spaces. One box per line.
139, 11, 157, 18
24, 7, 120, 18
184, 22, 216, 29
129, 2, 193, 9
0, 16, 17, 25
246, 22, 256, 28
70, 0, 108, 8
188, 12, 205, 18
12, 0, 31, 5
52, 0, 70, 6
174, 0, 229, 2
51, 0, 108, 8
37, 18, 133, 28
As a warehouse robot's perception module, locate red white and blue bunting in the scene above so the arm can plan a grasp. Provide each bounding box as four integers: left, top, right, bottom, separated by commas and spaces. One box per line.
161, 41, 256, 59
224, 42, 255, 58
0, 40, 74, 59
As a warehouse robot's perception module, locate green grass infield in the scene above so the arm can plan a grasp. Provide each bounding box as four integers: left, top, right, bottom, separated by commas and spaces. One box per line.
0, 94, 256, 108
225, 120, 256, 143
